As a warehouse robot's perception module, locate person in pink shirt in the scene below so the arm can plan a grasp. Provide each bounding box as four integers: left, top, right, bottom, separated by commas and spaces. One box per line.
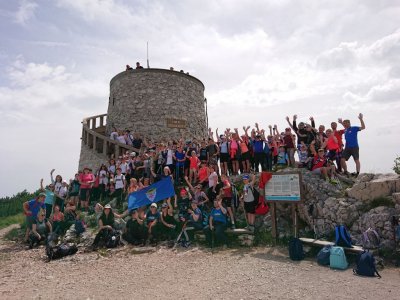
186, 150, 200, 185
79, 167, 94, 211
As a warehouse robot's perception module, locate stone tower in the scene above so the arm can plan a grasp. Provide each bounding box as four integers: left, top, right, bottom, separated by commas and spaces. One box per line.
106, 68, 207, 141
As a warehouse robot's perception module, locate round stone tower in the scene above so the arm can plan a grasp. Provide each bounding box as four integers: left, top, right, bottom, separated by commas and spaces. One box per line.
106, 68, 207, 141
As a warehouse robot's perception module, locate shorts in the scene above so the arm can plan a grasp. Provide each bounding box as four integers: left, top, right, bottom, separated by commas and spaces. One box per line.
209, 157, 218, 166
223, 197, 232, 208
327, 150, 338, 161
244, 201, 256, 214
311, 168, 322, 174
26, 216, 35, 229
241, 151, 250, 161
79, 188, 90, 201
69, 191, 79, 197
220, 153, 230, 163
342, 147, 359, 161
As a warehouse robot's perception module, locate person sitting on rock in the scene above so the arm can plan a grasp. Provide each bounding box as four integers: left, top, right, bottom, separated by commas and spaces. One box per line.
91, 204, 116, 250
29, 210, 52, 249
51, 205, 64, 234
123, 209, 147, 246
145, 203, 160, 246
159, 199, 177, 242
310, 141, 337, 183
204, 198, 227, 247
23, 192, 47, 242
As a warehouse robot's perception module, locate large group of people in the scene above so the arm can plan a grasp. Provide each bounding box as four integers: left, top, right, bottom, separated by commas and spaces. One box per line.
23, 114, 365, 250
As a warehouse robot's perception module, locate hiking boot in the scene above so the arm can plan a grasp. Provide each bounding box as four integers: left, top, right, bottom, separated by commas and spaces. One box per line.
330, 178, 339, 184
231, 224, 236, 230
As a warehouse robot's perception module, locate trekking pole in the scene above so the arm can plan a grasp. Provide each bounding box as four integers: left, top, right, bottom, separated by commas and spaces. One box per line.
211, 227, 215, 254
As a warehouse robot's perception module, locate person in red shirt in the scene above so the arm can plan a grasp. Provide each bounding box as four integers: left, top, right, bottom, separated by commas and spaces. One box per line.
331, 121, 345, 172
220, 174, 235, 229
186, 150, 200, 185
283, 127, 296, 167
310, 141, 336, 183
79, 167, 95, 212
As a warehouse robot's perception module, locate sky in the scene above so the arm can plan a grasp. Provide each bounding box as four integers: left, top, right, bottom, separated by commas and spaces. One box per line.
0, 0, 399, 197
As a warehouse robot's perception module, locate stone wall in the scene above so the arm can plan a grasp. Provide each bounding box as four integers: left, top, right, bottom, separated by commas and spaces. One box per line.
78, 142, 107, 171
106, 69, 207, 141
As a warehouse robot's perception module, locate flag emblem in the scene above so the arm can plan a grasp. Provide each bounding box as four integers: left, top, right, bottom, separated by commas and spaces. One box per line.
146, 188, 157, 202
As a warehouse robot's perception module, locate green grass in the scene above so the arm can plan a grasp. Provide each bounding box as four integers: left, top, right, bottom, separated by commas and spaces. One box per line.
0, 214, 25, 230
370, 196, 394, 209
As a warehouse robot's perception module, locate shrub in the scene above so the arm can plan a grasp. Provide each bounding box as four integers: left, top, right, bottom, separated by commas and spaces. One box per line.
393, 156, 400, 175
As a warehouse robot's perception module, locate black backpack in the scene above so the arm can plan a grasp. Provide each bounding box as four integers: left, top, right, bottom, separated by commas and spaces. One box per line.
317, 245, 332, 265
353, 251, 381, 278
250, 187, 260, 203
105, 229, 121, 248
289, 237, 305, 261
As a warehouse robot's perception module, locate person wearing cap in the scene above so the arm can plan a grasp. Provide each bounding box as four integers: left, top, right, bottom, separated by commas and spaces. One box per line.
220, 174, 236, 229
309, 140, 337, 183
177, 187, 192, 223
240, 173, 257, 232
114, 167, 126, 208
92, 204, 116, 249
145, 203, 160, 245
123, 209, 147, 246
159, 199, 177, 242
251, 123, 267, 172
23, 191, 47, 242
184, 176, 209, 207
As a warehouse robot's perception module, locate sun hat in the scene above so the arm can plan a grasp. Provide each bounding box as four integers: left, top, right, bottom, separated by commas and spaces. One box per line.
242, 174, 250, 180
161, 203, 168, 208
38, 192, 46, 198
104, 204, 112, 209
150, 203, 157, 208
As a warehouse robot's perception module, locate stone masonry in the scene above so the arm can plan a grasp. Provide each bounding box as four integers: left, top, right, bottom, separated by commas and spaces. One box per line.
106, 69, 207, 141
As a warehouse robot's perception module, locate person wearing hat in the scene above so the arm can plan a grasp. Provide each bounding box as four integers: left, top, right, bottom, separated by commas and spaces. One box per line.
23, 190, 47, 242
28, 207, 52, 249
145, 203, 160, 245
240, 173, 257, 232
204, 197, 228, 247
122, 209, 147, 246
92, 204, 116, 250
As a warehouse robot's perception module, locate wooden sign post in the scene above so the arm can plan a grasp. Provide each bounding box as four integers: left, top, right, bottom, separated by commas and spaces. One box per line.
264, 172, 303, 244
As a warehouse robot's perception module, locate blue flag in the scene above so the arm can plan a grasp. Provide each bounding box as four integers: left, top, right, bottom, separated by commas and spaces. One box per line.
128, 176, 175, 210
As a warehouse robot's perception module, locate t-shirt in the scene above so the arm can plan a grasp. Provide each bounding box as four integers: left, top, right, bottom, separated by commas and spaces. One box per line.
210, 208, 226, 224
283, 135, 295, 148
220, 142, 229, 154
199, 147, 208, 161
178, 197, 190, 213
312, 155, 327, 171
277, 151, 288, 165
207, 144, 218, 157
79, 173, 94, 189
132, 138, 143, 149
44, 189, 55, 205
146, 210, 160, 224
189, 156, 200, 169
243, 184, 255, 203
334, 129, 345, 148
99, 170, 109, 185
189, 207, 202, 223
344, 126, 360, 148
175, 151, 186, 167
108, 165, 116, 174
100, 213, 114, 227
198, 167, 208, 182
208, 171, 218, 188
119, 162, 128, 174
27, 199, 46, 219
252, 140, 264, 153
70, 180, 80, 193
33, 218, 47, 235
166, 149, 174, 165
222, 180, 232, 198
114, 174, 125, 189
299, 151, 309, 163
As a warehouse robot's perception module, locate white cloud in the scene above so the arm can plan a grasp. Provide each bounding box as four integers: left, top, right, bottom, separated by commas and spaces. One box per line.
15, 0, 38, 25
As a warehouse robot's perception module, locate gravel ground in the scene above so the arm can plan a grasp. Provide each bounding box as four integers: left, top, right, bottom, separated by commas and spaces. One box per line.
0, 225, 399, 300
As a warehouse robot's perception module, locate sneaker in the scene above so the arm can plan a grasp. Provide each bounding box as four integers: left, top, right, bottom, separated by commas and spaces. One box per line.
330, 178, 339, 184
249, 226, 255, 233
231, 224, 236, 230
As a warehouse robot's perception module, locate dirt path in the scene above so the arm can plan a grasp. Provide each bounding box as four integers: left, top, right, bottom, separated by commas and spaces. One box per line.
0, 225, 400, 300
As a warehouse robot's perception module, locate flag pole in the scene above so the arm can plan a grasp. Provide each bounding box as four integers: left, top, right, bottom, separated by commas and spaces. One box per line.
147, 42, 150, 68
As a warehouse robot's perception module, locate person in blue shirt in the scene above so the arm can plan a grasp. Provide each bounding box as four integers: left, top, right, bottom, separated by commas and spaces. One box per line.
40, 178, 55, 219
339, 113, 366, 176
145, 203, 160, 245
204, 198, 227, 247
23, 192, 46, 242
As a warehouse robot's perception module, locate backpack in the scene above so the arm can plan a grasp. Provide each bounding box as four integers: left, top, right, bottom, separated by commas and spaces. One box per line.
288, 237, 305, 261
46, 243, 78, 260
353, 251, 381, 278
250, 187, 260, 203
362, 228, 380, 249
317, 245, 332, 266
329, 246, 348, 270
105, 229, 121, 248
335, 225, 352, 248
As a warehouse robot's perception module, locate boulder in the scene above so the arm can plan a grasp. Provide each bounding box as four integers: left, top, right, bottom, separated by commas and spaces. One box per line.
347, 174, 400, 202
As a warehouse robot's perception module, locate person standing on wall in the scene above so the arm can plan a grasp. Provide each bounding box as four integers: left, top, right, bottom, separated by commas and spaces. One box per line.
339, 113, 366, 177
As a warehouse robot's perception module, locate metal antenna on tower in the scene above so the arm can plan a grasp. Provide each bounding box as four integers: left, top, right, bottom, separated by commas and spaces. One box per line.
147, 42, 150, 68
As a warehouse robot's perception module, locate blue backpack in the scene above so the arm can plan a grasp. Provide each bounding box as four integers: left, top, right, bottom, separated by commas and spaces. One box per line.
330, 246, 348, 270
335, 225, 352, 248
201, 210, 209, 228
289, 237, 304, 261
317, 245, 332, 265
353, 251, 381, 278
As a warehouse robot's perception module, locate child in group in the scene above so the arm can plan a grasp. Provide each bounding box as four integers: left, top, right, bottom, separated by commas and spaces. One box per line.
220, 174, 236, 229
51, 205, 64, 234
275, 146, 288, 170
186, 150, 200, 184
298, 143, 312, 168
